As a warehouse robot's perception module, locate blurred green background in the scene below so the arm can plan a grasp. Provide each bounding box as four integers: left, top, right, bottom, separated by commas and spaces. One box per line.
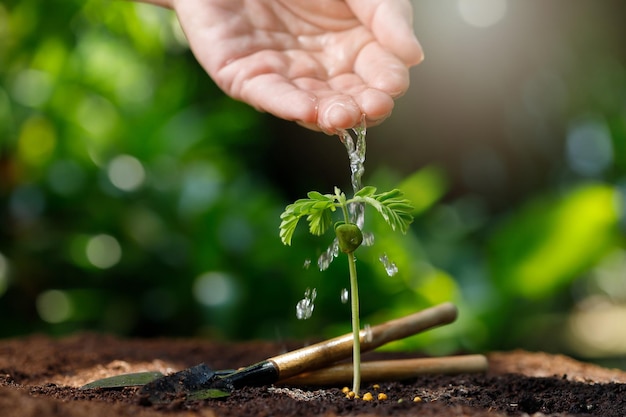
1, 0, 625, 368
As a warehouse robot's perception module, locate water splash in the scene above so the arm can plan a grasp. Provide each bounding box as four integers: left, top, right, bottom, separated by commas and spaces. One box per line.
362, 232, 375, 246
340, 288, 349, 304
339, 121, 367, 196
339, 120, 367, 228
303, 259, 311, 269
379, 253, 399, 277
317, 238, 339, 271
296, 287, 317, 320
363, 323, 373, 343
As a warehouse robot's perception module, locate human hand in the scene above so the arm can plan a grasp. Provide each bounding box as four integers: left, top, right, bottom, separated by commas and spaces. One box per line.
167, 0, 423, 133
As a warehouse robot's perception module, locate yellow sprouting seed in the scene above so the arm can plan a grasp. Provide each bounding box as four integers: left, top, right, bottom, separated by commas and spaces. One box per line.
413, 396, 423, 403
341, 387, 350, 394
362, 392, 374, 401
345, 391, 356, 399
377, 393, 388, 401
372, 384, 380, 390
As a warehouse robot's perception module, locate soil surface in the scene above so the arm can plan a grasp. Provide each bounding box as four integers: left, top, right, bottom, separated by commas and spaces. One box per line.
1, 333, 625, 417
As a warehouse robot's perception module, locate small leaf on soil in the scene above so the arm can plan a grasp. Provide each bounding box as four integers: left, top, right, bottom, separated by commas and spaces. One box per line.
80, 371, 164, 390
186, 388, 231, 400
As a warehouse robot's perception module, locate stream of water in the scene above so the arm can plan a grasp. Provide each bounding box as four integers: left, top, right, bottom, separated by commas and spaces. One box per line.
316, 121, 368, 272
297, 119, 399, 319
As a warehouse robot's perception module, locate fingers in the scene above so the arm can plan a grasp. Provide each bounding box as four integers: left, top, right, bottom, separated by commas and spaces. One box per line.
309, 89, 394, 133
240, 75, 393, 133
298, 95, 391, 134
347, 0, 424, 66
355, 42, 411, 98
239, 73, 320, 124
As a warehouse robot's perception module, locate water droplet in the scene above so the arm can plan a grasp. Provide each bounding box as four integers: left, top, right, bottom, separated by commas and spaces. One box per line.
296, 287, 317, 320
363, 323, 373, 343
303, 259, 311, 269
362, 232, 375, 246
340, 288, 349, 304
379, 253, 399, 277
318, 239, 339, 271
349, 202, 365, 230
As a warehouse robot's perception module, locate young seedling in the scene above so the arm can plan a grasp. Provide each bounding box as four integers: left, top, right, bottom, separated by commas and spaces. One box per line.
279, 186, 414, 394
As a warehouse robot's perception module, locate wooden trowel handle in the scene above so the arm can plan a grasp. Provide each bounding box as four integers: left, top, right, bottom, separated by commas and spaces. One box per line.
269, 302, 458, 381
280, 355, 489, 386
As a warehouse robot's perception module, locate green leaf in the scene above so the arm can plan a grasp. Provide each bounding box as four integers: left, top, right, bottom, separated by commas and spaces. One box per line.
354, 186, 377, 198
186, 388, 231, 400
80, 371, 164, 390
351, 188, 414, 233
307, 191, 330, 200
279, 193, 337, 245
306, 207, 333, 236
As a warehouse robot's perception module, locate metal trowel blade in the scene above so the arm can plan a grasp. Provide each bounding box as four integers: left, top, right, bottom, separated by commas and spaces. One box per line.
136, 363, 230, 404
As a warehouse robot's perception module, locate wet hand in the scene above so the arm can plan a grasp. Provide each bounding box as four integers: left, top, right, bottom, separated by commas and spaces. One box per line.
171, 0, 423, 133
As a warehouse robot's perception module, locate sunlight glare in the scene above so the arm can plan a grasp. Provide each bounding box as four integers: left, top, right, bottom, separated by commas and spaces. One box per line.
457, 0, 507, 28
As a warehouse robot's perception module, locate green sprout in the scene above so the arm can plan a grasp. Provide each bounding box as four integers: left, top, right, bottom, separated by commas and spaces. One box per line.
279, 186, 414, 394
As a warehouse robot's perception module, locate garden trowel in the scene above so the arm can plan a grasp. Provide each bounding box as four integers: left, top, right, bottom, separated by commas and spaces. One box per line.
82, 302, 460, 403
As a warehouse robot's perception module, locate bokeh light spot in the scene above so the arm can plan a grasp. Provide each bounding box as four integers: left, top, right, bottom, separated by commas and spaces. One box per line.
107, 154, 146, 192
457, 0, 507, 28
178, 163, 223, 216
17, 116, 57, 166
193, 272, 235, 307
36, 290, 72, 324
86, 234, 122, 269
566, 118, 613, 177
567, 299, 626, 357
11, 69, 53, 107
75, 94, 118, 139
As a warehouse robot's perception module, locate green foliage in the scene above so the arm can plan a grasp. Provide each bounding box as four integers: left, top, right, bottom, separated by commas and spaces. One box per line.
489, 183, 621, 299
1, 0, 625, 365
279, 187, 414, 246
0, 0, 285, 339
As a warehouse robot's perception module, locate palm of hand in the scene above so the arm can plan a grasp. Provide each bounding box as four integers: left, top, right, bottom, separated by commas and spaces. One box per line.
175, 0, 421, 133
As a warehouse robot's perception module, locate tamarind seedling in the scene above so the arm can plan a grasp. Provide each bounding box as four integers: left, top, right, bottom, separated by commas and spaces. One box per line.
279, 186, 414, 395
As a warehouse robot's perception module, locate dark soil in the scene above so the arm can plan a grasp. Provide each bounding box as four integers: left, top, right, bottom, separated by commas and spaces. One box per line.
1, 333, 625, 417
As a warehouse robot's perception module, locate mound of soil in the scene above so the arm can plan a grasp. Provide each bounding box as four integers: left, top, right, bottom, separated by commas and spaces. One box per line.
1, 333, 625, 417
